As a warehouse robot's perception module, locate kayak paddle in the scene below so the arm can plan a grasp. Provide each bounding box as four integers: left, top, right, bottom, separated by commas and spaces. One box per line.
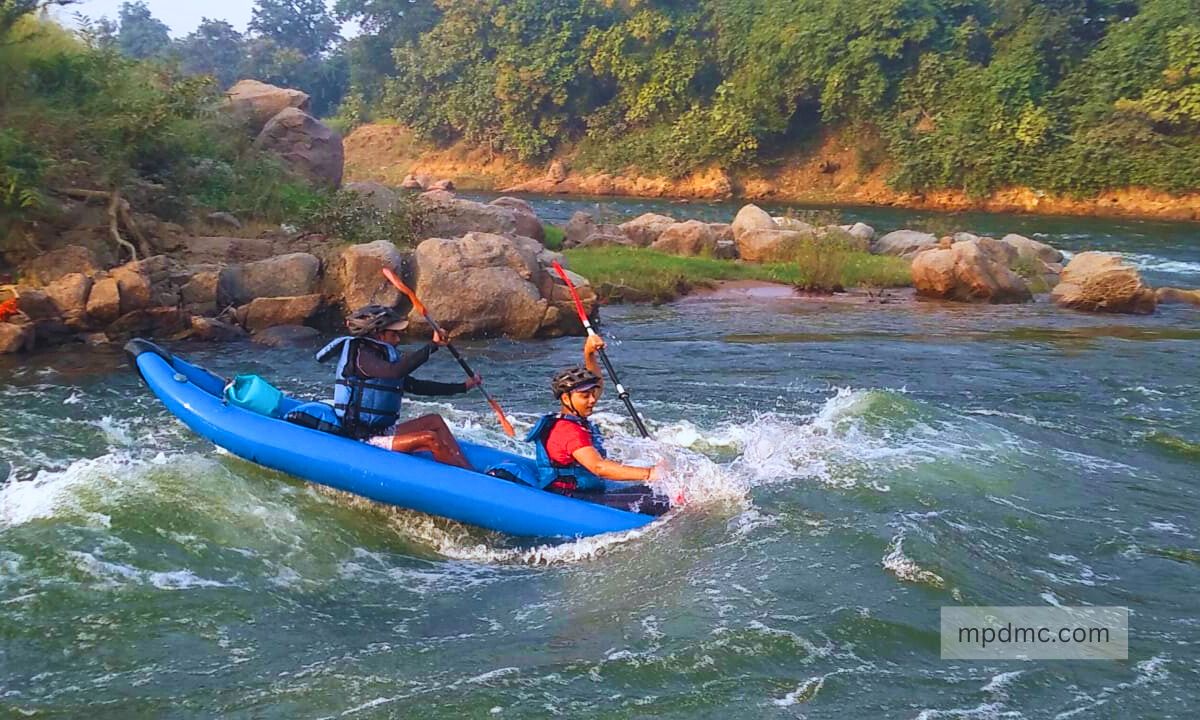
550, 260, 652, 439
381, 267, 516, 438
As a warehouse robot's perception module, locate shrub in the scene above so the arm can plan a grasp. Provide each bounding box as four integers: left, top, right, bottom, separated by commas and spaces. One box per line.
297, 189, 428, 246
542, 223, 565, 250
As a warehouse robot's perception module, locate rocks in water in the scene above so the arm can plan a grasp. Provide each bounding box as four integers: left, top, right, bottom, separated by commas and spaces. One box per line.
400, 174, 424, 190
189, 316, 247, 342
254, 107, 344, 189
334, 240, 407, 311
206, 211, 243, 230
737, 229, 811, 263
410, 232, 571, 338
999, 233, 1064, 265
773, 216, 816, 233
225, 79, 310, 134
563, 211, 630, 248
1156, 287, 1200, 306
180, 271, 219, 315
18, 245, 101, 286
873, 230, 939, 258
650, 220, 718, 256
842, 223, 876, 245
1050, 252, 1157, 314
911, 238, 1032, 304
238, 294, 323, 332
490, 197, 545, 242
731, 204, 777, 240
13, 289, 57, 320
0, 319, 35, 354
419, 192, 521, 239
85, 277, 122, 325
252, 325, 321, 347
429, 179, 455, 192
217, 252, 321, 307
104, 307, 191, 341
619, 213, 677, 247
44, 273, 93, 329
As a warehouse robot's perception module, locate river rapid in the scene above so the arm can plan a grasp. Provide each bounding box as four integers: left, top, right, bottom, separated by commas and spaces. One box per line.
2, 197, 1199, 718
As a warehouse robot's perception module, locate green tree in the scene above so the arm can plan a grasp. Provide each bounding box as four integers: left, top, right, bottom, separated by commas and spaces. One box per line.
116, 1, 171, 59
176, 18, 246, 89
249, 0, 339, 57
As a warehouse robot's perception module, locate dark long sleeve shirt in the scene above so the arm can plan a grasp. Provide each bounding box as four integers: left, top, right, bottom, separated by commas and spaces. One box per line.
350, 340, 467, 396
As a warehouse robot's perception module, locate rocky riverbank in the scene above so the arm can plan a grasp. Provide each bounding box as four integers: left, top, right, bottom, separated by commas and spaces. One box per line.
344, 125, 1200, 223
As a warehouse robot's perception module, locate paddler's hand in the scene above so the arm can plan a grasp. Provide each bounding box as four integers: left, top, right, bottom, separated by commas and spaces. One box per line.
584, 333, 605, 356
465, 373, 482, 390
432, 328, 450, 346
646, 460, 667, 483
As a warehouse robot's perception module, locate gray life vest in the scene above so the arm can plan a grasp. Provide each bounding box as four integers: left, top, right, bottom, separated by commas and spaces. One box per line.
316, 336, 405, 435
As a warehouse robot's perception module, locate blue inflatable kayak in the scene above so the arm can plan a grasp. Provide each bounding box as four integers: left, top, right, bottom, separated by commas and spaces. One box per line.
125, 339, 664, 539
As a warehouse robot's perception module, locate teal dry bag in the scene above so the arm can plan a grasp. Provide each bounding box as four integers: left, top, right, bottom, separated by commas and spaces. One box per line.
223, 374, 284, 418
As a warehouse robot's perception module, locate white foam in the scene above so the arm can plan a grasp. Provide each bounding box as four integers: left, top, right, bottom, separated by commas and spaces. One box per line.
1121, 253, 1200, 278
0, 454, 141, 527
882, 532, 946, 587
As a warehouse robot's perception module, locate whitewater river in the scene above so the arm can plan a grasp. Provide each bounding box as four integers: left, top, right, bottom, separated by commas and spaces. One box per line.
2, 198, 1199, 718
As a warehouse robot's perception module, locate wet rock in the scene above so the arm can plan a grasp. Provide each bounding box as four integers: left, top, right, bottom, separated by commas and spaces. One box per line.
334, 240, 408, 311
619, 213, 677, 247
255, 107, 344, 189
18, 245, 100, 286
225, 79, 310, 134
104, 307, 191, 341
252, 324, 321, 347
651, 221, 718, 257
0, 320, 35, 353
217, 252, 321, 307
34, 317, 74, 346
1050, 252, 1157, 314
189, 316, 247, 342
911, 239, 1032, 304
238, 294, 323, 332
1156, 287, 1200, 306
873, 230, 939, 258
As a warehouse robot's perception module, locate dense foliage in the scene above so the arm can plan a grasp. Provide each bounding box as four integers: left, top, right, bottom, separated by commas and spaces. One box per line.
341, 0, 1200, 197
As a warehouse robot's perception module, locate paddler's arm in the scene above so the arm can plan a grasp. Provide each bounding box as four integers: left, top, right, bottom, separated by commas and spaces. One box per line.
355, 342, 438, 379
571, 446, 658, 482
403, 376, 469, 396
583, 334, 605, 393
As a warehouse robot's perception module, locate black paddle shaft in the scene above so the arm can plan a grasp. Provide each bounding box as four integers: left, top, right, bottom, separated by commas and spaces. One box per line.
596, 346, 651, 439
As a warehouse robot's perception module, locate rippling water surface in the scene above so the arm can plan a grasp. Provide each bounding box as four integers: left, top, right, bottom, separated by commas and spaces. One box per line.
2, 200, 1199, 718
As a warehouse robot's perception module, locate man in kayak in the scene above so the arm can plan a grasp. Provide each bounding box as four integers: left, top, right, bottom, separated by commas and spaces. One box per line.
314, 304, 478, 469
526, 334, 664, 494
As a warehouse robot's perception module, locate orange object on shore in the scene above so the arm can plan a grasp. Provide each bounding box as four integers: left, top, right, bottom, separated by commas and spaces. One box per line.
0, 297, 19, 322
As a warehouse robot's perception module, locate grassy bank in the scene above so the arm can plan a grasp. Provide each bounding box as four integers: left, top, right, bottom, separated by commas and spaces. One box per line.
563, 247, 912, 303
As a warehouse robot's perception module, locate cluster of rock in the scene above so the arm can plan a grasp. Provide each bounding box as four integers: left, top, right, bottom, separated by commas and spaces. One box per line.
225, 79, 344, 189
398, 174, 457, 193
503, 161, 735, 200
1, 189, 597, 354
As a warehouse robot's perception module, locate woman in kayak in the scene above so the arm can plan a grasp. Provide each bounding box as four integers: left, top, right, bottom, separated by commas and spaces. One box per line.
314, 304, 478, 469
526, 334, 664, 494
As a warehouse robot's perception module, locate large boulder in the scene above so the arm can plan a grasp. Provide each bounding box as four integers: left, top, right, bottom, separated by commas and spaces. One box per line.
0, 320, 35, 354
419, 193, 521, 239
217, 252, 321, 307
43, 273, 93, 329
873, 230, 939, 258
85, 277, 122, 325
189, 316, 247, 342
409, 233, 558, 338
1000, 233, 1064, 265
731, 204, 777, 241
226, 79, 310, 134
255, 107, 344, 189
180, 271, 219, 315
238, 294, 323, 332
911, 239, 1032, 304
333, 240, 407, 311
104, 307, 191, 341
1050, 252, 1157, 314
774, 216, 816, 233
344, 181, 400, 213
109, 264, 152, 315
490, 196, 545, 242
736, 228, 812, 263
651, 221, 718, 257
619, 213, 677, 247
563, 211, 630, 248
842, 223, 876, 245
13, 289, 58, 320
18, 245, 100, 286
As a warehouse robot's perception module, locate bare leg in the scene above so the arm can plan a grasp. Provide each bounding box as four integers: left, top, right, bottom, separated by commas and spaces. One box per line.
385, 414, 473, 470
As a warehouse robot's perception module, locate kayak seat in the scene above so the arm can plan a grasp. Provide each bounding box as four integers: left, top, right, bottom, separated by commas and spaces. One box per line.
284, 401, 346, 436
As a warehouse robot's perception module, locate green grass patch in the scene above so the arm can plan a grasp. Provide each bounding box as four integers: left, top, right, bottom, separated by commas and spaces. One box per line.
563, 246, 911, 302
543, 224, 564, 250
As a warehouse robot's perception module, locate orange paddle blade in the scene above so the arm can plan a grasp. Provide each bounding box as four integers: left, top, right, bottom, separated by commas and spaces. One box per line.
380, 267, 429, 318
